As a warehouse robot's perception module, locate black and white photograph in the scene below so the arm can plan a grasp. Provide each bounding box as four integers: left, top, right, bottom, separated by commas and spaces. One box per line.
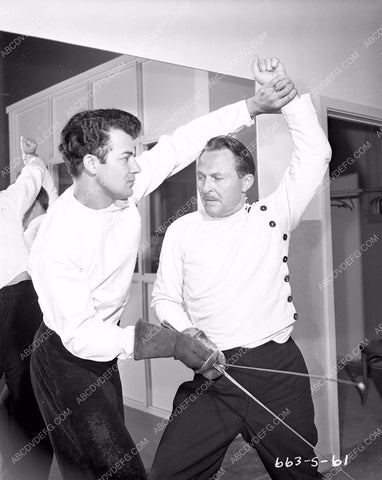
0, 1, 381, 479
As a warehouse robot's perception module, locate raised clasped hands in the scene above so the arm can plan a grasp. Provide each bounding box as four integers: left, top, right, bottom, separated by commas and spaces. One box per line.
247, 56, 298, 115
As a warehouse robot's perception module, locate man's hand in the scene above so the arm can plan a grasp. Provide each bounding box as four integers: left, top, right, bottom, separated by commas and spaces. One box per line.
174, 332, 224, 379
182, 327, 226, 379
247, 75, 298, 115
246, 56, 298, 116
134, 319, 225, 379
251, 55, 286, 86
20, 136, 38, 165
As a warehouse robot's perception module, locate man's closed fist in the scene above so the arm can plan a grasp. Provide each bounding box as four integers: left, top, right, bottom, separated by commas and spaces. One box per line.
251, 55, 286, 86
20, 136, 38, 165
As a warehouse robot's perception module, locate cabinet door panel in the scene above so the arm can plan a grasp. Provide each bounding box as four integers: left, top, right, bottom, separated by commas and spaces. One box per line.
91, 65, 138, 116
142, 61, 208, 142
14, 102, 50, 176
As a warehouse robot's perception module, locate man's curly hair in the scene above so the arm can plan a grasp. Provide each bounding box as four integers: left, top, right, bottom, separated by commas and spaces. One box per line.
59, 109, 141, 178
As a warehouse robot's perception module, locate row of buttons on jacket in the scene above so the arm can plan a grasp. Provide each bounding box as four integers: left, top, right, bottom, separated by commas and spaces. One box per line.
260, 204, 298, 321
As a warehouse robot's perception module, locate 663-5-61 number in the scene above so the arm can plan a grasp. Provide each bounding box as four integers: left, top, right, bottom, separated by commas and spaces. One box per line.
275, 455, 349, 468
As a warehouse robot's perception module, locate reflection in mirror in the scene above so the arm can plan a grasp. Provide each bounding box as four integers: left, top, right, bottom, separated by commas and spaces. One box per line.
2, 40, 261, 437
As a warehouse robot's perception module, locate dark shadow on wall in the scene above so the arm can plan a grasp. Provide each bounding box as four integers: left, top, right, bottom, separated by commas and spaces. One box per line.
0, 31, 121, 190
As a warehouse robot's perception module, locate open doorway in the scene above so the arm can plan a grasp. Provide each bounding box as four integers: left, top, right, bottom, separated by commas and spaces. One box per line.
327, 115, 382, 457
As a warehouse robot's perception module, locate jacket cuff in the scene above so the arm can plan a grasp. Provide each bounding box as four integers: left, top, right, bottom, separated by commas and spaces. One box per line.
238, 99, 255, 126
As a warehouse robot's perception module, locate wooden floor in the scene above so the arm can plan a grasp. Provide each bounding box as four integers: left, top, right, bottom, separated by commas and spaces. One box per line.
46, 367, 382, 479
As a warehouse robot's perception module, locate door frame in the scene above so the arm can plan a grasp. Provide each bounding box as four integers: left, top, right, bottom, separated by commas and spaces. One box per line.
315, 95, 382, 455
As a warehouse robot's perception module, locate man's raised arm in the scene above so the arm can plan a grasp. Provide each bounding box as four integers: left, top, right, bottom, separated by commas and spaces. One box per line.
1, 137, 58, 217
265, 94, 332, 232
251, 56, 331, 231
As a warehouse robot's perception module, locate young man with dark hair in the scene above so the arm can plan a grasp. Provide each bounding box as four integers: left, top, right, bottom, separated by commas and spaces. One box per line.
0, 139, 56, 480
150, 57, 331, 479
58, 109, 141, 178
29, 58, 296, 479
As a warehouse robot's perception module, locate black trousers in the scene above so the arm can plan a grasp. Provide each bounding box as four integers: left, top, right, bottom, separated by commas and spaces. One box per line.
30, 321, 147, 480
151, 338, 322, 480
0, 280, 53, 480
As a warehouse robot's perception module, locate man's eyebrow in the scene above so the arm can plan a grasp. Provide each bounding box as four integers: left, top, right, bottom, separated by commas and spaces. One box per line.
119, 150, 134, 156
196, 170, 224, 175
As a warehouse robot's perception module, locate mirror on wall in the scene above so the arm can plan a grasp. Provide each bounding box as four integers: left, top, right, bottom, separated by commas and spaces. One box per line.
2, 34, 258, 275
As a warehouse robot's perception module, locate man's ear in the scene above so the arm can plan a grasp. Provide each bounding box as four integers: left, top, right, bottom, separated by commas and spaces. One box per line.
242, 174, 254, 193
82, 154, 100, 175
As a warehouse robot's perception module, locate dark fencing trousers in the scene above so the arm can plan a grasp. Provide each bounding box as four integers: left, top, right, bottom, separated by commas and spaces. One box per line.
30, 322, 147, 480
151, 338, 322, 480
0, 280, 53, 480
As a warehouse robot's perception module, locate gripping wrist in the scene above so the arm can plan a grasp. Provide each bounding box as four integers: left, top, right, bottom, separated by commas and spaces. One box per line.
246, 97, 263, 118
182, 327, 226, 379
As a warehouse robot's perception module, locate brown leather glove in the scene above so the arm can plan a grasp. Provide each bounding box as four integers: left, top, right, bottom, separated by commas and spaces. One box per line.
182, 327, 226, 379
134, 320, 224, 378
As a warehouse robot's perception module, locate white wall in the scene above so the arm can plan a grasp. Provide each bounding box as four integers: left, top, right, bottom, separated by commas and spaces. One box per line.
0, 1, 380, 108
